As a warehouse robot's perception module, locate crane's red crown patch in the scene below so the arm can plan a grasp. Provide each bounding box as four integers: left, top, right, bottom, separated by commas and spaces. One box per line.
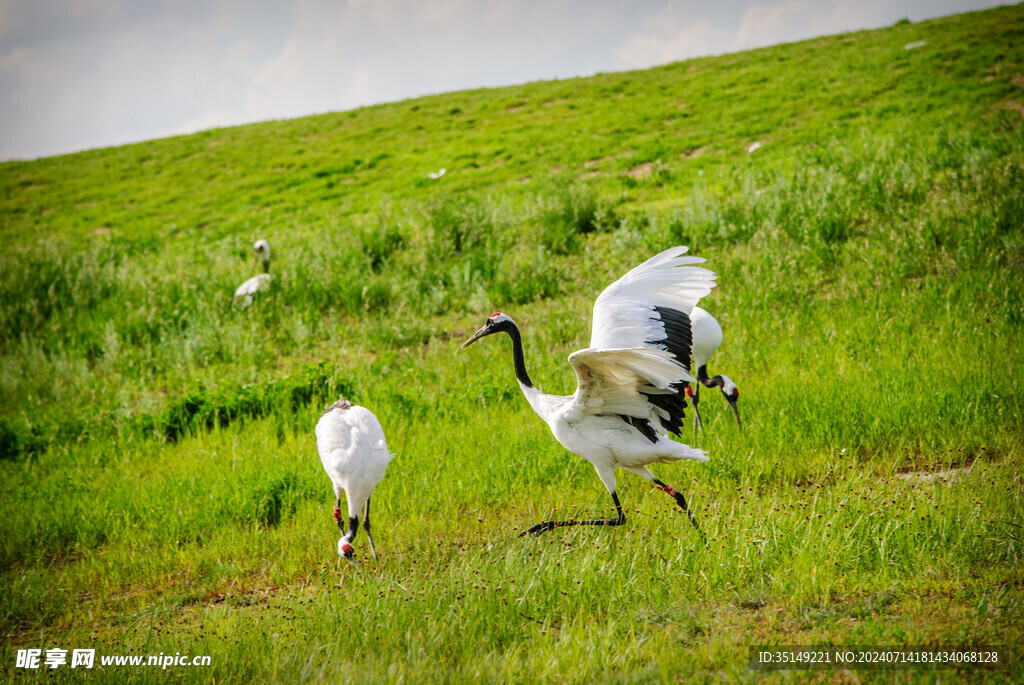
490, 312, 502, 318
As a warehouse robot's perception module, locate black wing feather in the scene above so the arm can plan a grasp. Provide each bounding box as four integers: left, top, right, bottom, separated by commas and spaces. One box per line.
650, 306, 693, 371
617, 306, 694, 443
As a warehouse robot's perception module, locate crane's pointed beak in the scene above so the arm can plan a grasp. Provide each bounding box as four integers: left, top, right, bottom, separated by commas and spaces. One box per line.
461, 324, 490, 349
728, 398, 742, 429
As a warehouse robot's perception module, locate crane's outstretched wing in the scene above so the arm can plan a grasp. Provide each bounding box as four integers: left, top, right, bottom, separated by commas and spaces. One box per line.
575, 247, 717, 440
567, 347, 698, 440
591, 246, 716, 354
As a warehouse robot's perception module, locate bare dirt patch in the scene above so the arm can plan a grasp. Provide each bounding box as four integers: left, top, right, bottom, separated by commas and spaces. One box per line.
628, 163, 654, 179
895, 467, 968, 485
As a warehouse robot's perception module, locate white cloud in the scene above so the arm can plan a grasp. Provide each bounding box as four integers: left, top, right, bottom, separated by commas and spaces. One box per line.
733, 0, 902, 48
616, 0, 984, 69
347, 0, 472, 26
0, 46, 29, 71
618, 14, 734, 67
734, 1, 827, 49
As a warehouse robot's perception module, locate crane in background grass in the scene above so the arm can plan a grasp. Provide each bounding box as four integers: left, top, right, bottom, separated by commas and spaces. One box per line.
233, 239, 272, 307
687, 306, 741, 436
461, 246, 715, 540
315, 397, 393, 561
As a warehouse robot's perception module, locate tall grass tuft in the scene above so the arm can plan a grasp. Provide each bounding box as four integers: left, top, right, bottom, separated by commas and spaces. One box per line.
536, 178, 605, 254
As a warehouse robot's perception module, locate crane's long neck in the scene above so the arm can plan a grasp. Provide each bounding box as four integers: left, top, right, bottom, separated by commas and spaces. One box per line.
505, 323, 534, 390
698, 365, 724, 389
262, 258, 270, 274
697, 364, 710, 384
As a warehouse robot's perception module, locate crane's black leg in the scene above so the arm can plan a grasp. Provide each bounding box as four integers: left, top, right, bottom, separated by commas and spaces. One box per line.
363, 497, 378, 560
651, 477, 707, 546
334, 498, 359, 559
686, 384, 706, 438
519, 492, 626, 537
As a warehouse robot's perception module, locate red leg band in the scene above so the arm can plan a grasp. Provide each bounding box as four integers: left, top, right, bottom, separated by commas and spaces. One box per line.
333, 505, 342, 520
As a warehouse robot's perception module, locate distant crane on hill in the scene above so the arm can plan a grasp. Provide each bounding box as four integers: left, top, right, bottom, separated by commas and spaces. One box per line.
234, 239, 272, 307
315, 397, 393, 560
461, 246, 715, 539
687, 306, 741, 436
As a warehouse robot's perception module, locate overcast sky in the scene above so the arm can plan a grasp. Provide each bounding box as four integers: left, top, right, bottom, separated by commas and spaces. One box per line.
0, 0, 1008, 161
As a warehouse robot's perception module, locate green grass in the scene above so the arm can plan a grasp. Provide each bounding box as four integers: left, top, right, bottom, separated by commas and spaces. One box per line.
2, 4, 1023, 682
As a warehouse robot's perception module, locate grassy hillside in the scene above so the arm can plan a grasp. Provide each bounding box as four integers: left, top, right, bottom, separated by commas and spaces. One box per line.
2, 4, 1023, 682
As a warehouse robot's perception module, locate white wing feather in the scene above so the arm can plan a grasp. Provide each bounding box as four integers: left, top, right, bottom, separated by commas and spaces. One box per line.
567, 346, 695, 424
234, 273, 272, 298
564, 246, 717, 436
590, 246, 716, 349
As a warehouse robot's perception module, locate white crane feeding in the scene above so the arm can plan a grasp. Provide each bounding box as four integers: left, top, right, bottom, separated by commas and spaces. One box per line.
315, 397, 393, 560
233, 239, 272, 307
687, 305, 741, 435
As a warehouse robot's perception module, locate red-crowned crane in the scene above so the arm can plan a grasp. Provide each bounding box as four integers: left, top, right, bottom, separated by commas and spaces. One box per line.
687, 305, 741, 436
461, 246, 715, 539
315, 397, 393, 560
233, 239, 272, 307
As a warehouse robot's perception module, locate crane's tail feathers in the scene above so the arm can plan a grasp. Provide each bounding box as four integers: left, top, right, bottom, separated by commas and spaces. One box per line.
656, 443, 709, 463
682, 447, 710, 463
